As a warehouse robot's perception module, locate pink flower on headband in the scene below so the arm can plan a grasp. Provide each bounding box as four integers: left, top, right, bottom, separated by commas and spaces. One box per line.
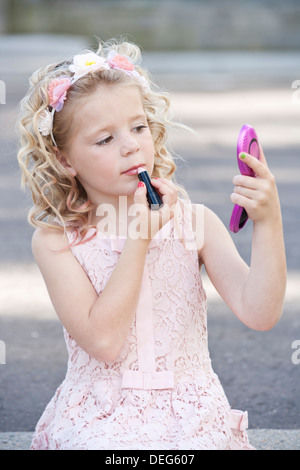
107, 51, 134, 72
48, 76, 72, 112
107, 50, 149, 92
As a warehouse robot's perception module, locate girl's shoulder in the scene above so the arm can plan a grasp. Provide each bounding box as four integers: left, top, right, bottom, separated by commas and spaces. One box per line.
31, 226, 70, 260
198, 204, 241, 266
178, 201, 222, 252
202, 205, 232, 238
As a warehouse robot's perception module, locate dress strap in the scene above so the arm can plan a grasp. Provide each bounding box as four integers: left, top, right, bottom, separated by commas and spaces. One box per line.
121, 265, 174, 390
135, 265, 156, 371
108, 228, 175, 390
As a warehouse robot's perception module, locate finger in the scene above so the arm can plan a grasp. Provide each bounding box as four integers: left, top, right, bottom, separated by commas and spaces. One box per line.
232, 174, 261, 189
134, 181, 148, 206
150, 178, 171, 198
150, 177, 175, 191
238, 151, 269, 179
153, 177, 175, 186
230, 191, 253, 208
233, 185, 257, 199
258, 144, 268, 167
151, 178, 178, 207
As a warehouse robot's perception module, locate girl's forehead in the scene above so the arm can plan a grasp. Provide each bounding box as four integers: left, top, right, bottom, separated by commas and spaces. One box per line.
80, 82, 143, 107
70, 84, 146, 137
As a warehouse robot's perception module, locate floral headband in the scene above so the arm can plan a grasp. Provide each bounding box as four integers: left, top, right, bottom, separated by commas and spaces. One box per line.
38, 50, 149, 144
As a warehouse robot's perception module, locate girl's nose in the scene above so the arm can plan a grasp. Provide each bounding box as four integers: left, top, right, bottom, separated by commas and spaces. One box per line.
121, 134, 140, 157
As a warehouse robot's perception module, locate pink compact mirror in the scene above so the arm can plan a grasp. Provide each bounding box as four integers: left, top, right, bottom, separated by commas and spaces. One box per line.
229, 125, 260, 233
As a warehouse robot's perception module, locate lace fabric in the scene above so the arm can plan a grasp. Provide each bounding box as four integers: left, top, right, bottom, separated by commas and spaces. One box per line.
30, 204, 254, 450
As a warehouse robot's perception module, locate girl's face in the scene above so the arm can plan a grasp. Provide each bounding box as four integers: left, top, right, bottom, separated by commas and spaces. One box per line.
61, 83, 155, 208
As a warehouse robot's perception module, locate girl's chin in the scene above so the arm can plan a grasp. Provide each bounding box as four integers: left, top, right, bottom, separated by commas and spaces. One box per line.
90, 181, 140, 206
121, 181, 140, 196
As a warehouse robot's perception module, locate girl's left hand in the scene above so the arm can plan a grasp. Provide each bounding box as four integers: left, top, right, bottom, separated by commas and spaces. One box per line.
230, 145, 281, 225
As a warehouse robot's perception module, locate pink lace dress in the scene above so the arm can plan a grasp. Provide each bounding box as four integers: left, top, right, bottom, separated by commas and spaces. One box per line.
30, 204, 254, 450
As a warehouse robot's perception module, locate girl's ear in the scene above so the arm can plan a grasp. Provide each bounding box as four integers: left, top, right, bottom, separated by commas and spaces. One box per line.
54, 147, 77, 177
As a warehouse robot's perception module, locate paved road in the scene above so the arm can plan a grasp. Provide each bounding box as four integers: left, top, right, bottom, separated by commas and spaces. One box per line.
0, 35, 299, 434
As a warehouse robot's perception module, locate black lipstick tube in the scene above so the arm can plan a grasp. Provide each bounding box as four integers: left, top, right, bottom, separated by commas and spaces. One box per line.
137, 168, 163, 210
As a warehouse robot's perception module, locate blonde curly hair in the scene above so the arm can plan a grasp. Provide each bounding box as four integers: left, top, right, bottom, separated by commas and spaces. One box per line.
17, 39, 185, 240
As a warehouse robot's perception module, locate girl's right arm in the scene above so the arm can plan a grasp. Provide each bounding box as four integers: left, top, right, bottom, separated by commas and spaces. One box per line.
32, 228, 149, 362
32, 178, 177, 363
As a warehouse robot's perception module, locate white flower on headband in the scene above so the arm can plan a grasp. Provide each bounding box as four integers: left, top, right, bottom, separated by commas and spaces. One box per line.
38, 108, 54, 137
69, 52, 109, 80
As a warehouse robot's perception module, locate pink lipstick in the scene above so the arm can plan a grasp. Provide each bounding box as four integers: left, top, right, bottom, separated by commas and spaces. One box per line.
137, 167, 163, 210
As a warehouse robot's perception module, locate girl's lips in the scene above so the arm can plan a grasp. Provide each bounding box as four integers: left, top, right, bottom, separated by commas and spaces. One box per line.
122, 165, 145, 176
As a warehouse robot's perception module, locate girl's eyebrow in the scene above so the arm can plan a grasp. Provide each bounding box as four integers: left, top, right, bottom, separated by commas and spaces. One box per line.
86, 113, 147, 140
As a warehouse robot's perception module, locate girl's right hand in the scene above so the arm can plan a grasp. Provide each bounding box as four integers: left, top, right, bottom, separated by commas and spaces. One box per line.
132, 177, 178, 241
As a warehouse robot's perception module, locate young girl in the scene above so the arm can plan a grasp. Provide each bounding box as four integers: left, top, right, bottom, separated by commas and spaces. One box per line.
17, 39, 286, 450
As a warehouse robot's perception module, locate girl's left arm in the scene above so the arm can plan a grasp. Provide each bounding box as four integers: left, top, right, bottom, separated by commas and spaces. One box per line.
199, 146, 287, 331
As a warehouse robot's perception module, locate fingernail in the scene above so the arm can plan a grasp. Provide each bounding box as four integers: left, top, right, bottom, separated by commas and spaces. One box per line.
240, 153, 247, 159
138, 181, 144, 188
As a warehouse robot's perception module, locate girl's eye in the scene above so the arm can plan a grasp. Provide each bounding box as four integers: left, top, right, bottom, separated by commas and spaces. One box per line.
96, 136, 113, 146
134, 125, 148, 133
